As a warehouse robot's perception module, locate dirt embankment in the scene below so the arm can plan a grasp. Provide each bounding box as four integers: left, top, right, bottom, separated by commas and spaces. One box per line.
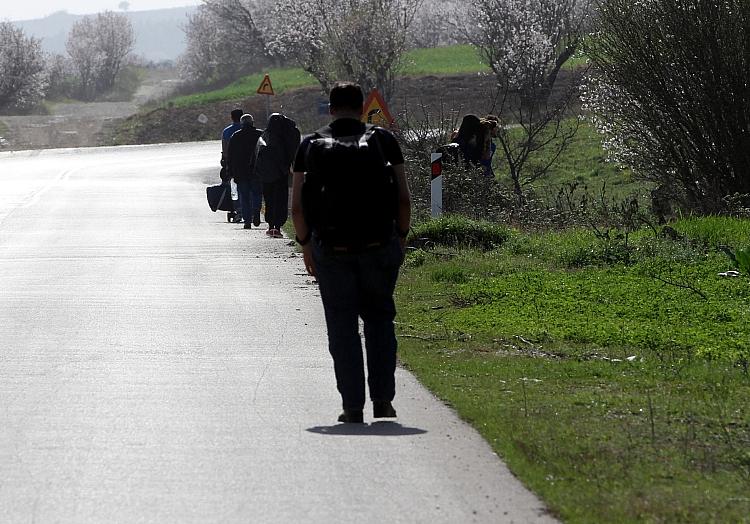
107, 73, 515, 145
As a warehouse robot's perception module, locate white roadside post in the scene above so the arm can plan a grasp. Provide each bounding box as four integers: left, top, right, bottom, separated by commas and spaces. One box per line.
431, 152, 443, 217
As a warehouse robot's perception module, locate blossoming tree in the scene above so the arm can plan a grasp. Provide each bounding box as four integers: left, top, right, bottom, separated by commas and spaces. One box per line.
0, 22, 47, 112
66, 12, 134, 99
459, 0, 592, 204
266, 0, 422, 102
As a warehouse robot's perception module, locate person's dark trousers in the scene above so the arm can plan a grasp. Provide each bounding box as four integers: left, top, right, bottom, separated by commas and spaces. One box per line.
263, 177, 289, 229
312, 236, 403, 410
236, 179, 262, 223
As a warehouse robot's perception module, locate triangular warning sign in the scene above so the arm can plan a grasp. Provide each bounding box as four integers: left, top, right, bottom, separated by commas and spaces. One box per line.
362, 89, 394, 128
256, 74, 274, 96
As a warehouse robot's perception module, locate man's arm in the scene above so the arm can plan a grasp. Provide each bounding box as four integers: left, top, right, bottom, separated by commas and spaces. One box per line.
221, 126, 231, 160
291, 170, 315, 276
393, 163, 411, 249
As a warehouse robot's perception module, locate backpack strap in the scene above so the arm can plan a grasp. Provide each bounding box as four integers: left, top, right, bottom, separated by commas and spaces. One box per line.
365, 126, 389, 168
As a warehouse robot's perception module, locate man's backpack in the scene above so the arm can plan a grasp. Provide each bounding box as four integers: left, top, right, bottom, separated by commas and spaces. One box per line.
255, 115, 300, 184
302, 125, 398, 249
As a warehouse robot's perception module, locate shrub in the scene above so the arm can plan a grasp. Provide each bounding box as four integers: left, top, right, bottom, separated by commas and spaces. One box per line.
409, 215, 511, 250
584, 0, 750, 214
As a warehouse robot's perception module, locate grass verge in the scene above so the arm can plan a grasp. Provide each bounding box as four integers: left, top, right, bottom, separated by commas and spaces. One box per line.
396, 216, 750, 522
168, 68, 317, 108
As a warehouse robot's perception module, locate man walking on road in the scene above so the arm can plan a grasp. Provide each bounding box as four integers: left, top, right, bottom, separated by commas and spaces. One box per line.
255, 113, 300, 238
221, 108, 244, 222
291, 81, 411, 424
222, 108, 244, 164
228, 114, 263, 229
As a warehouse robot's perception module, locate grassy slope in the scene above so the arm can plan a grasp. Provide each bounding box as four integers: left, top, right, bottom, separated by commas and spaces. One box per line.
168, 68, 318, 108
166, 45, 488, 108
165, 45, 572, 108
397, 217, 750, 522
494, 120, 644, 201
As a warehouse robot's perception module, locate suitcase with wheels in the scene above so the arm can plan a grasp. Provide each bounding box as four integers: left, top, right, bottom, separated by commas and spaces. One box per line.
206, 183, 235, 213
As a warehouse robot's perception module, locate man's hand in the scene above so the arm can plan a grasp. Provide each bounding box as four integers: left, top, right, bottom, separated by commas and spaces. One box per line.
303, 244, 316, 277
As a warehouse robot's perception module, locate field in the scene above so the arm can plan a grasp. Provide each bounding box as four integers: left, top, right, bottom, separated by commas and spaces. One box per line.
397, 216, 750, 522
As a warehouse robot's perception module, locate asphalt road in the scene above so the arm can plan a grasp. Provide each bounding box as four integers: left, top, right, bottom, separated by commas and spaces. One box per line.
0, 143, 556, 523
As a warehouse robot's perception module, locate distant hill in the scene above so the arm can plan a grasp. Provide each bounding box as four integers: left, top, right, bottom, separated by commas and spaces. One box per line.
16, 6, 198, 63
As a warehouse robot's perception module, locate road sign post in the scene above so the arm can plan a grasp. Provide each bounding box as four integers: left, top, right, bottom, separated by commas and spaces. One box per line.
431, 153, 443, 217
361, 89, 395, 128
256, 74, 275, 122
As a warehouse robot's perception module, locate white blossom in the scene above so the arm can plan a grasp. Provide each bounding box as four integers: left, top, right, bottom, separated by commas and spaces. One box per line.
0, 22, 48, 112
266, 0, 423, 101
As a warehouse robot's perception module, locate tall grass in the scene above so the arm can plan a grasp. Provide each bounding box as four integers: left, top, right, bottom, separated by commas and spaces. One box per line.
674, 216, 750, 248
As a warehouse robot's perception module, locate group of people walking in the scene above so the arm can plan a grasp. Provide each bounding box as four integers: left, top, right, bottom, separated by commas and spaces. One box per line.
220, 109, 300, 237
212, 86, 510, 425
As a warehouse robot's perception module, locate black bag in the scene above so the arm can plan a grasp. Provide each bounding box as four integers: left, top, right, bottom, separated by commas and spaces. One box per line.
255, 115, 300, 184
302, 125, 398, 248
435, 142, 461, 164
206, 183, 235, 212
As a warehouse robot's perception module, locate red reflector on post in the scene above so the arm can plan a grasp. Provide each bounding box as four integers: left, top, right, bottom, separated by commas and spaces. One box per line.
431, 161, 442, 178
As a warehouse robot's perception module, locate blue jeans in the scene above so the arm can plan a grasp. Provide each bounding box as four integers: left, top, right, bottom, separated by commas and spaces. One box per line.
236, 179, 262, 221
312, 236, 404, 410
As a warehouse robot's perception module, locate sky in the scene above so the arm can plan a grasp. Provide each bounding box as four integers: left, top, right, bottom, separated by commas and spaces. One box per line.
2, 0, 202, 21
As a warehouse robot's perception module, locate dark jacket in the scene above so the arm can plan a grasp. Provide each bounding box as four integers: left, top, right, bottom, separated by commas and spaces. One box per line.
228, 124, 263, 182
254, 114, 300, 184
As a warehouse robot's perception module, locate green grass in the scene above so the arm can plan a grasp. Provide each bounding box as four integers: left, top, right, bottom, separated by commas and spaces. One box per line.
493, 120, 645, 202
673, 216, 750, 248
401, 44, 586, 76
400, 45, 490, 76
0, 119, 8, 136
396, 217, 750, 522
168, 68, 318, 108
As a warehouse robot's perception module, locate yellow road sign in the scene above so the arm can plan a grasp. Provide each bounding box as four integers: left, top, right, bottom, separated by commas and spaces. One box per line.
256, 74, 274, 96
362, 89, 394, 128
